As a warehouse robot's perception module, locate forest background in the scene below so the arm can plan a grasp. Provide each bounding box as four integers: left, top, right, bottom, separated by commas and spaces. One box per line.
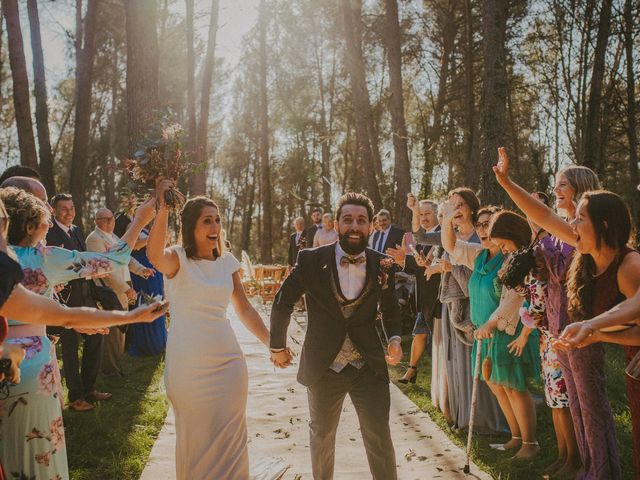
1, 0, 638, 264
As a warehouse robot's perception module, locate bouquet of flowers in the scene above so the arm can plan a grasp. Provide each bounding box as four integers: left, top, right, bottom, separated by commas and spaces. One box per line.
122, 121, 194, 212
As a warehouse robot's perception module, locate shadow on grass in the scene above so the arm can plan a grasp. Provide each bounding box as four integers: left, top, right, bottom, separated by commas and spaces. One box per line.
393, 338, 634, 479
60, 353, 169, 480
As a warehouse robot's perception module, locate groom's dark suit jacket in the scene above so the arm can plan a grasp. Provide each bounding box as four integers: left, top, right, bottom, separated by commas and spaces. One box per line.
270, 243, 402, 387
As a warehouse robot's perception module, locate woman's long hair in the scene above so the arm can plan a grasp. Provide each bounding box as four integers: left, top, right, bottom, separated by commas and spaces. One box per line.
181, 196, 225, 260
0, 187, 49, 245
558, 165, 600, 205
566, 190, 634, 322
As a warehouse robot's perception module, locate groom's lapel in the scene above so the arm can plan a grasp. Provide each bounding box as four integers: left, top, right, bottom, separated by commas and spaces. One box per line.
317, 244, 346, 320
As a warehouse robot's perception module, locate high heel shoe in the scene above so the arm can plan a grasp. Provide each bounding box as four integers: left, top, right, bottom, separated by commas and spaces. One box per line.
398, 366, 418, 384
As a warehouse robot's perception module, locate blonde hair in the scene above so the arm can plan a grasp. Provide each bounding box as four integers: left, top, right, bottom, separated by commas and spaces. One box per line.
557, 166, 600, 204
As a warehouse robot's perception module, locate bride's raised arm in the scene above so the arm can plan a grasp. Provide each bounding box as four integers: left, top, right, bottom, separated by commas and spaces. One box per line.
147, 179, 180, 277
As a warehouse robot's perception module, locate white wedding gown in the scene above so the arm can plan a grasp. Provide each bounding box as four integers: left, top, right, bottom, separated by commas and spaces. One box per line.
164, 246, 250, 479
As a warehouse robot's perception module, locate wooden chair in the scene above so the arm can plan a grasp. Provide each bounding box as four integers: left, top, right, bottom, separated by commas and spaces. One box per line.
240, 251, 260, 298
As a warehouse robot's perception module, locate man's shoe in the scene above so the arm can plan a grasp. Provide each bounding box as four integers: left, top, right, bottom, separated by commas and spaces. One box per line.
68, 399, 94, 412
88, 391, 112, 401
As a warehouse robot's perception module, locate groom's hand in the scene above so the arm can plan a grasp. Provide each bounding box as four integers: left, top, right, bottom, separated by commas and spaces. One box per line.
270, 348, 293, 368
385, 338, 402, 366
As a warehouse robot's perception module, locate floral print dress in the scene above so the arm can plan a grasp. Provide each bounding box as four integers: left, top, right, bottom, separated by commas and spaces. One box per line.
0, 241, 132, 480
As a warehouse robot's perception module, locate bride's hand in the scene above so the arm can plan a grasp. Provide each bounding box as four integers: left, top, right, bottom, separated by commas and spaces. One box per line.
155, 177, 174, 210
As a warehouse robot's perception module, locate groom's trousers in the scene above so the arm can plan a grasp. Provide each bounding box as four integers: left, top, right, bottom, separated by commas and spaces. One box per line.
307, 364, 397, 480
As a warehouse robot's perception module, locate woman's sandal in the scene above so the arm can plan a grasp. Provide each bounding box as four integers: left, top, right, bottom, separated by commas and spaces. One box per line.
489, 435, 521, 451
398, 365, 418, 384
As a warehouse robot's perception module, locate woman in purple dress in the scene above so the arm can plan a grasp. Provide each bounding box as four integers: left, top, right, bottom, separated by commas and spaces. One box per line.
493, 148, 609, 478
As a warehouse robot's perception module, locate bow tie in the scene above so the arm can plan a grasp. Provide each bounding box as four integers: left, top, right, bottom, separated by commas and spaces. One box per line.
340, 255, 366, 267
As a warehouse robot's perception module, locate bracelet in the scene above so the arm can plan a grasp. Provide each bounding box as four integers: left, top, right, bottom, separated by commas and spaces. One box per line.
270, 347, 286, 353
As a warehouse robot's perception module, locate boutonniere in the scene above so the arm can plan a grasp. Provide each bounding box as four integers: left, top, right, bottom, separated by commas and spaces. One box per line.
378, 257, 394, 289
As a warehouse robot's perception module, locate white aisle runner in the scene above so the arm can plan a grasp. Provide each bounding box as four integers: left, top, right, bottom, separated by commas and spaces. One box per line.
141, 306, 491, 479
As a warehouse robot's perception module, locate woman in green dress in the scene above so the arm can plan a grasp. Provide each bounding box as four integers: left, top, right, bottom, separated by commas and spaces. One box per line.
442, 205, 541, 460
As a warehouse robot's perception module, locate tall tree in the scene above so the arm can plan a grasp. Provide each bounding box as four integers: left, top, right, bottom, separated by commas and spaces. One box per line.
479, 0, 509, 204
185, 0, 197, 188
384, 0, 411, 228
623, 0, 638, 220
259, 0, 273, 262
582, 0, 613, 174
341, 0, 382, 208
68, 0, 99, 228
2, 0, 37, 169
190, 0, 220, 196
26, 0, 55, 194
125, 0, 159, 150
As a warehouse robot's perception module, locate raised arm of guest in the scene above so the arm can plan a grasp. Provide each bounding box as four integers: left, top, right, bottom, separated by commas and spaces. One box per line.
493, 147, 576, 245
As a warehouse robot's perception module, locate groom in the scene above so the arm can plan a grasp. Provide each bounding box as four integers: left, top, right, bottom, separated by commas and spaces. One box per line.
270, 192, 403, 480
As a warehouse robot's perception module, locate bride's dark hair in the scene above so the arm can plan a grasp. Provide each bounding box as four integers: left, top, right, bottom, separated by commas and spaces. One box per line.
181, 196, 225, 259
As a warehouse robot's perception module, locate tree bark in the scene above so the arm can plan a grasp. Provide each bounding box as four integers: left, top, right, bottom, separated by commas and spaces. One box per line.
384, 0, 411, 229
259, 0, 273, 263
479, 0, 508, 205
341, 0, 382, 208
462, 0, 478, 188
2, 0, 37, 169
185, 0, 197, 185
623, 0, 639, 221
27, 0, 55, 195
125, 0, 159, 150
583, 0, 613, 174
190, 0, 219, 196
68, 0, 99, 229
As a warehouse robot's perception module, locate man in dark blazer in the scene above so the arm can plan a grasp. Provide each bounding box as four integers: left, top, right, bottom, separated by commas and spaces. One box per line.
370, 208, 405, 253
46, 193, 110, 412
287, 217, 306, 267
270, 192, 403, 480
304, 207, 323, 247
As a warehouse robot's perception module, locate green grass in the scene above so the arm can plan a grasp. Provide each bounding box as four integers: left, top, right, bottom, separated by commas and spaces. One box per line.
60, 353, 169, 480
392, 338, 635, 479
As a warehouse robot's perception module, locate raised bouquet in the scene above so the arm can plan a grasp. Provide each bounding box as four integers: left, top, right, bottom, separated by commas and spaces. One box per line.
122, 121, 194, 212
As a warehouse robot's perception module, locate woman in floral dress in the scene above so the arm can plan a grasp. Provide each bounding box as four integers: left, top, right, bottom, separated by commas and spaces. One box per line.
0, 187, 155, 479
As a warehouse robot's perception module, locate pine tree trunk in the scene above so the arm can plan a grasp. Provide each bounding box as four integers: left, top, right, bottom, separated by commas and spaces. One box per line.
479, 0, 508, 205
259, 0, 273, 263
341, 0, 382, 208
125, 0, 159, 150
623, 0, 639, 222
185, 0, 197, 187
462, 0, 478, 189
26, 0, 54, 194
2, 0, 37, 169
384, 0, 411, 229
190, 0, 219, 196
583, 0, 613, 174
68, 0, 99, 229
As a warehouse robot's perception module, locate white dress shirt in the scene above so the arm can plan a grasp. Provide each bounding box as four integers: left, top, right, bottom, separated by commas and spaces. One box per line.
334, 242, 367, 300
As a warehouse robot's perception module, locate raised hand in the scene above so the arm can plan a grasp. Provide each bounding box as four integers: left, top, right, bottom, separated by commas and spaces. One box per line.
442, 199, 457, 224
406, 193, 418, 211
134, 195, 157, 225
493, 147, 511, 185
386, 245, 406, 268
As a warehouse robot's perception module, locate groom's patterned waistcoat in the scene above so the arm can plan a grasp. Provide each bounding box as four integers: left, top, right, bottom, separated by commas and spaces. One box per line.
270, 243, 402, 387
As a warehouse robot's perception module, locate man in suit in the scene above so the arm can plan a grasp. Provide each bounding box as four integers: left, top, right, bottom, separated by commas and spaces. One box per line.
304, 207, 323, 246
370, 209, 404, 253
46, 193, 110, 412
86, 208, 153, 376
270, 192, 403, 479
388, 197, 442, 385
288, 217, 306, 267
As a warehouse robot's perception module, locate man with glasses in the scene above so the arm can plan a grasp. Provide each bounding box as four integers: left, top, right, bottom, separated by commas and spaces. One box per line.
86, 208, 154, 377
46, 194, 110, 411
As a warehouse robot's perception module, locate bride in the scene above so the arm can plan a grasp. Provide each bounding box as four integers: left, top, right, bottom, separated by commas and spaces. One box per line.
147, 180, 276, 479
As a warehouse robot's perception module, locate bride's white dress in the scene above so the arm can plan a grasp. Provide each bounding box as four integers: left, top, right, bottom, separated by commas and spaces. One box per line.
164, 246, 249, 479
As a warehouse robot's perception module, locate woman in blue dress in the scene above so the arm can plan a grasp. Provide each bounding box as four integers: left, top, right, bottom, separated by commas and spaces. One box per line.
129, 228, 167, 356
0, 187, 155, 480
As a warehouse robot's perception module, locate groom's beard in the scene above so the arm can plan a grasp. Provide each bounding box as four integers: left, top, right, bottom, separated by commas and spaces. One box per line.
339, 231, 368, 256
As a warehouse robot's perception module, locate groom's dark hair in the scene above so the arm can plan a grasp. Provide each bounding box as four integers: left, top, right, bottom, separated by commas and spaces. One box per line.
336, 192, 374, 222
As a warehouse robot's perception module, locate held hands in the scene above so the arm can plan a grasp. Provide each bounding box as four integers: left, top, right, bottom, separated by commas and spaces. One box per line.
385, 338, 402, 366
270, 348, 294, 368
493, 147, 511, 186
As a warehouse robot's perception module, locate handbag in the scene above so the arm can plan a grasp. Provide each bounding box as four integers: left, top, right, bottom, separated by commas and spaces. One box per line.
89, 278, 123, 312
481, 336, 494, 381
